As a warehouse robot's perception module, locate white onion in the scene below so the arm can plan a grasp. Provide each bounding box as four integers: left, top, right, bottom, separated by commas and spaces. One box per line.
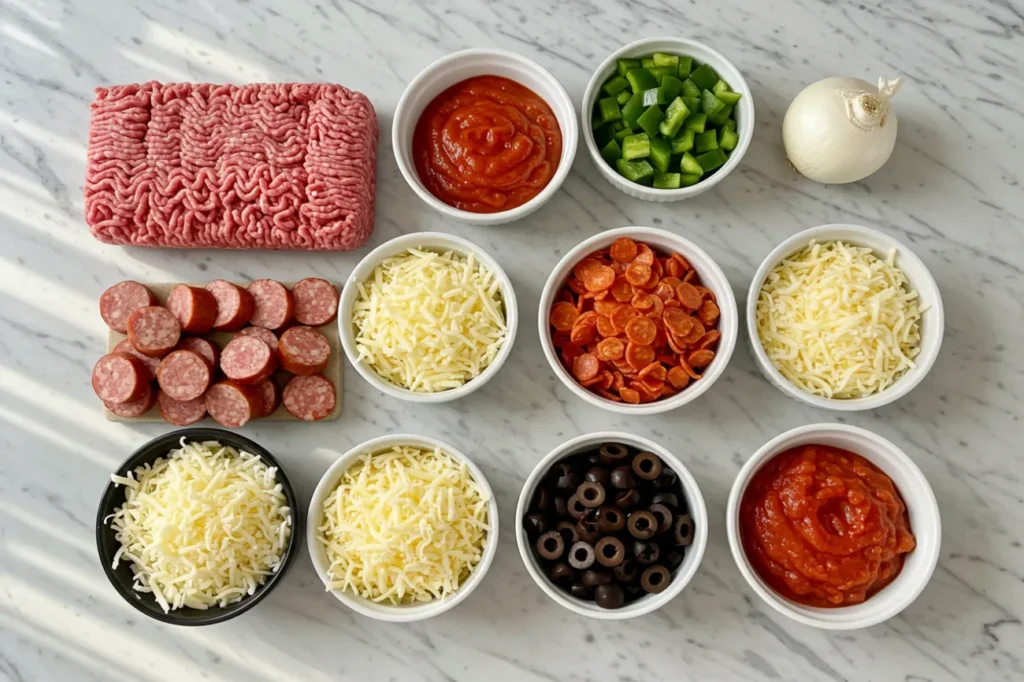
782, 76, 902, 184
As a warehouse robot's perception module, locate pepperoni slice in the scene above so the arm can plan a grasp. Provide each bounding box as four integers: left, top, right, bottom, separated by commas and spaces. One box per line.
584, 265, 616, 292
572, 353, 600, 382
573, 258, 604, 281
562, 342, 584, 366
612, 371, 626, 391
625, 342, 656, 371
683, 317, 706, 344
104, 383, 156, 418
698, 299, 721, 326
550, 301, 579, 332
688, 350, 715, 368
672, 252, 692, 271
695, 285, 717, 303
596, 315, 618, 338
127, 306, 181, 358
683, 269, 698, 284
625, 316, 657, 345
654, 282, 676, 302
610, 238, 639, 263
292, 278, 339, 326
157, 390, 207, 426
631, 293, 655, 311
648, 295, 665, 316
597, 337, 625, 361
568, 277, 586, 296
638, 362, 667, 382
570, 319, 597, 346
678, 354, 701, 380
157, 350, 211, 401
667, 366, 691, 389
99, 281, 157, 333
619, 387, 641, 404
611, 304, 640, 332
637, 268, 660, 291
92, 352, 149, 404
665, 258, 683, 278
667, 332, 688, 355
610, 277, 634, 302
634, 244, 655, 266
247, 279, 294, 330
697, 330, 722, 350
625, 263, 651, 287
663, 307, 695, 337
596, 389, 622, 402
594, 300, 620, 316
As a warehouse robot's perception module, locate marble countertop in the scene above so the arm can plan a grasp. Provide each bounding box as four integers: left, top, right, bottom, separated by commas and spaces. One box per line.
2, 0, 1022, 680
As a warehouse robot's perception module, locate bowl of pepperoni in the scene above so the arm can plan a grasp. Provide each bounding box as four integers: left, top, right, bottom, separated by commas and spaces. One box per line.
539, 226, 737, 414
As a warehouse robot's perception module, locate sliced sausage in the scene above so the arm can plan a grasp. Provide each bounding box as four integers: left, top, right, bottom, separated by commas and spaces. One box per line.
205, 280, 254, 332
157, 350, 211, 401
104, 383, 156, 418
205, 380, 261, 427
176, 337, 219, 370
277, 326, 330, 375
292, 278, 339, 326
220, 335, 276, 384
92, 352, 149, 403
282, 374, 336, 421
254, 378, 281, 418
127, 306, 180, 357
99, 281, 156, 333
237, 326, 278, 353
112, 339, 161, 382
157, 390, 207, 426
247, 279, 294, 330
166, 284, 218, 334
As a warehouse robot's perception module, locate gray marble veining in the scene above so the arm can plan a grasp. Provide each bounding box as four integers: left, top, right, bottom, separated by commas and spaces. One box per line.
1, 0, 1022, 680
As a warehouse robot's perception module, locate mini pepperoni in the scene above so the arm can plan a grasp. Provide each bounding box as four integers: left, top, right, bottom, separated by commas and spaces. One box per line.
665, 258, 683, 278
112, 339, 161, 382
572, 353, 600, 382
672, 252, 692, 270
92, 353, 149, 404
581, 374, 604, 388
157, 390, 207, 426
206, 280, 254, 332
667, 366, 691, 390
631, 292, 655, 311
625, 342, 656, 371
638, 268, 660, 291
248, 279, 294, 330
634, 244, 655, 266
127, 306, 180, 358
237, 326, 279, 353
661, 276, 683, 290
620, 387, 641, 404
597, 337, 625, 362
556, 289, 574, 305
220, 335, 277, 384
550, 301, 579, 332
695, 285, 717, 303
612, 371, 626, 391
157, 350, 211, 401
277, 326, 331, 375
611, 304, 640, 332
570, 320, 597, 346
663, 307, 695, 337
625, 263, 651, 287
568, 277, 586, 296
292, 278, 339, 326
596, 389, 622, 402
99, 281, 157, 333
585, 289, 609, 301
697, 330, 722, 350
104, 383, 156, 418
552, 332, 570, 348
667, 333, 688, 355
648, 296, 665, 317
166, 285, 218, 334
597, 370, 614, 391
650, 325, 668, 350
562, 342, 584, 366
610, 238, 638, 263
594, 300, 621, 316
254, 378, 281, 418
638, 363, 667, 382
584, 265, 616, 292
652, 257, 665, 279
698, 299, 721, 326
683, 318, 706, 344
573, 258, 603, 280
659, 385, 678, 399
610, 277, 634, 302
625, 316, 657, 346
654, 282, 676, 302
683, 269, 698, 283
689, 350, 715, 369
596, 315, 618, 338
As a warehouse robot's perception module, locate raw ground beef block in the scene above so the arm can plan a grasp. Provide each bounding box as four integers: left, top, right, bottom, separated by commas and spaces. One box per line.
85, 81, 378, 251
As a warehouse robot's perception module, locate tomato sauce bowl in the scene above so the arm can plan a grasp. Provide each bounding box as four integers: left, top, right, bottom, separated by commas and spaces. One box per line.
726, 423, 941, 630
393, 48, 578, 225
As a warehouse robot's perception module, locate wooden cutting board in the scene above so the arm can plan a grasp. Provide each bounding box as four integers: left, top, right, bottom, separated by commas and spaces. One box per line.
104, 281, 342, 423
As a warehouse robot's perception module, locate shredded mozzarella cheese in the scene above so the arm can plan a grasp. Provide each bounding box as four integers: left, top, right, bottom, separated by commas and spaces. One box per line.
106, 439, 292, 613
317, 445, 490, 604
756, 240, 923, 399
352, 248, 508, 392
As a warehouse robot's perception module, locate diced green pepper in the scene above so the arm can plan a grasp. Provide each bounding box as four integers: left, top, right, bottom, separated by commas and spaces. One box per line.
616, 90, 632, 106
680, 173, 702, 186
652, 52, 680, 69
613, 127, 632, 142
681, 79, 702, 98
621, 133, 651, 161
653, 171, 682, 189
649, 136, 673, 173
621, 93, 646, 128
658, 76, 682, 105
680, 152, 704, 176
593, 123, 614, 148
611, 120, 626, 131
702, 90, 726, 120
626, 68, 658, 93
671, 129, 695, 154
636, 105, 665, 137
617, 58, 641, 77
641, 57, 656, 69
720, 123, 739, 151
681, 96, 702, 114
695, 148, 728, 172
677, 56, 693, 78
616, 158, 655, 184
642, 88, 660, 107
689, 63, 719, 91
600, 139, 623, 164
713, 79, 731, 95
649, 66, 676, 85
717, 90, 742, 106
695, 129, 718, 153
598, 97, 622, 124
658, 97, 691, 137
684, 113, 707, 133
603, 76, 630, 97
708, 104, 733, 127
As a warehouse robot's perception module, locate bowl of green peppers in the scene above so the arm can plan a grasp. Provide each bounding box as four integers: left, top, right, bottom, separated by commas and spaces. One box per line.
582, 37, 754, 201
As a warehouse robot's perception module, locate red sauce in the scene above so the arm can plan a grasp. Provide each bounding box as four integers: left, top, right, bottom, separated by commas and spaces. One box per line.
412, 76, 562, 213
740, 444, 916, 607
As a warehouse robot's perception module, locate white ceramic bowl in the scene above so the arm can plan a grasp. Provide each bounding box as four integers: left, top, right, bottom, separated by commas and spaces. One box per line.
392, 48, 578, 226
516, 432, 708, 620
339, 231, 519, 403
747, 223, 944, 411
538, 226, 737, 414
307, 433, 500, 623
581, 37, 754, 202
726, 423, 941, 630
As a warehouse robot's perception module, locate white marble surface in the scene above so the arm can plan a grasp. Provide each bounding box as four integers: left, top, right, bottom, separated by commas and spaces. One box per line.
1, 0, 1022, 680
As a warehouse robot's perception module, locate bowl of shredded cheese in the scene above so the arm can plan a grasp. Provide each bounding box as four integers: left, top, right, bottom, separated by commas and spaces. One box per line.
307, 434, 498, 622
339, 232, 518, 403
96, 429, 299, 625
747, 223, 944, 410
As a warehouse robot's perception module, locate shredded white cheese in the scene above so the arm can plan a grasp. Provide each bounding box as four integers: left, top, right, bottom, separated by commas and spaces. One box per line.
106, 439, 292, 613
317, 445, 490, 605
756, 240, 923, 399
352, 247, 508, 392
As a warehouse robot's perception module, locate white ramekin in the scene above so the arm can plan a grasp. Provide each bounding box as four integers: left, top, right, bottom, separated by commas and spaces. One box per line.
307, 433, 500, 623
516, 431, 708, 620
392, 48, 578, 225
581, 37, 755, 202
726, 423, 941, 630
538, 226, 737, 414
747, 223, 944, 411
339, 231, 519, 403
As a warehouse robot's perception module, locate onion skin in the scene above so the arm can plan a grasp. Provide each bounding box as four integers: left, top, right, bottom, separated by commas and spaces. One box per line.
783, 76, 899, 184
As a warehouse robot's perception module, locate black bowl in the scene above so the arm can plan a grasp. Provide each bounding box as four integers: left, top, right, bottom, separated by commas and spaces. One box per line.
95, 427, 302, 626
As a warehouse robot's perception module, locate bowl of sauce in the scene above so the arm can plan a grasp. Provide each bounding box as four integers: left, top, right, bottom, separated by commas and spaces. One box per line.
393, 49, 577, 225
727, 423, 940, 630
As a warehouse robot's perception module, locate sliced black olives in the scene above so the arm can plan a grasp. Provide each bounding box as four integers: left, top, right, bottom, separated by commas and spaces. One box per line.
525, 442, 695, 609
